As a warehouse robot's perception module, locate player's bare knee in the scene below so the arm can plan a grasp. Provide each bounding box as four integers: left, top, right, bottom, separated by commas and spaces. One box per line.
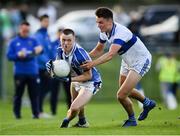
70, 105, 79, 112
117, 92, 126, 102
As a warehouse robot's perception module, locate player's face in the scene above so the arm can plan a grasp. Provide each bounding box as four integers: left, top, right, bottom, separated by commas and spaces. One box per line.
96, 17, 112, 32
60, 33, 75, 54
41, 18, 49, 28
19, 25, 30, 37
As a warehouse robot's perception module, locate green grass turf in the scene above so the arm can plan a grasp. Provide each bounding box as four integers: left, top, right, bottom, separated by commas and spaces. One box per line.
0, 100, 180, 135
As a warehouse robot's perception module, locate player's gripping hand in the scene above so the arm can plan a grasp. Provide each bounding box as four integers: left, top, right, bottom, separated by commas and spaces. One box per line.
46, 60, 53, 74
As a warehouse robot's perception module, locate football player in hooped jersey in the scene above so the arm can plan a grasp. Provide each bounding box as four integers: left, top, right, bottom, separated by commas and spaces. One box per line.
46, 29, 102, 128
81, 7, 156, 127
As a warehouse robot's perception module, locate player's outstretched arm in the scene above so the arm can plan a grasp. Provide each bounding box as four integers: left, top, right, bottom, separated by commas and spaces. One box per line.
89, 42, 105, 58
81, 44, 121, 70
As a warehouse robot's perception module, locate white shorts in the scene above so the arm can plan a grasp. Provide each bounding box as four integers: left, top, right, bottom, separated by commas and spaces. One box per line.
72, 81, 102, 95
120, 37, 152, 77
120, 56, 151, 77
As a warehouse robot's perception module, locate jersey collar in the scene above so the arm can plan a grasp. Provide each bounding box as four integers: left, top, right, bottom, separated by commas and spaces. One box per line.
106, 22, 116, 39
62, 43, 76, 59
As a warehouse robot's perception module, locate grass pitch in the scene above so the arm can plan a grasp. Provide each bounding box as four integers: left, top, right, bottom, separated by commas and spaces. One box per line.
0, 100, 180, 135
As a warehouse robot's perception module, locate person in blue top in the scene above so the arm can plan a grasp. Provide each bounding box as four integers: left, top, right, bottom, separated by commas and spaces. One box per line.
34, 14, 53, 118
50, 28, 71, 115
46, 29, 102, 128
6, 21, 43, 119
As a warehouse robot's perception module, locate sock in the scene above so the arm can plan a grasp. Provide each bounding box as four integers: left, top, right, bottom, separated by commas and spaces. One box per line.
143, 97, 151, 107
63, 118, 70, 123
128, 113, 136, 121
79, 117, 86, 125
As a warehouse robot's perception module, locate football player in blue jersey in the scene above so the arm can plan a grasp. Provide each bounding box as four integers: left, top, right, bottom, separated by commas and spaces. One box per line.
81, 7, 156, 127
46, 29, 102, 128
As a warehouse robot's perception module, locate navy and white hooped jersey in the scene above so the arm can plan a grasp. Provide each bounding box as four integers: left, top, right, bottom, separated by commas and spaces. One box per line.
56, 43, 102, 83
99, 22, 151, 65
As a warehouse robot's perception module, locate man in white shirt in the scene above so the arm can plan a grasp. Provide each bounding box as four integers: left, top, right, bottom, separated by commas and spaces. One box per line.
81, 7, 156, 127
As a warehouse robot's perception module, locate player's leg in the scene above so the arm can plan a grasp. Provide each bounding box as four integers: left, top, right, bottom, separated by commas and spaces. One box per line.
135, 83, 145, 108
72, 107, 89, 128
66, 84, 80, 121
60, 83, 78, 128
60, 86, 93, 128
72, 81, 102, 128
120, 60, 145, 105
68, 88, 93, 121
129, 88, 145, 103
13, 75, 26, 119
122, 77, 156, 121
117, 70, 141, 127
27, 75, 39, 119
127, 57, 156, 121
129, 88, 155, 107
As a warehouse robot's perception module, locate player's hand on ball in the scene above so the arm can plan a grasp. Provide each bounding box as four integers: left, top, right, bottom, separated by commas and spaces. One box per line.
46, 60, 53, 74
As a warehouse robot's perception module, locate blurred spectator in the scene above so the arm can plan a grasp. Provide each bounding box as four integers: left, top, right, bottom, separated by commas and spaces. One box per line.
37, 0, 57, 25
8, 2, 22, 35
34, 14, 53, 118
112, 5, 131, 26
156, 53, 179, 110
0, 4, 14, 99
6, 21, 43, 119
0, 7, 13, 41
19, 2, 29, 21
18, 2, 40, 34
172, 68, 180, 96
50, 28, 71, 115
128, 11, 143, 40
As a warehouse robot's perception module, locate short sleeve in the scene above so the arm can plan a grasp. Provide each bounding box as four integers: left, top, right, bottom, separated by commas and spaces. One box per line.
113, 26, 132, 46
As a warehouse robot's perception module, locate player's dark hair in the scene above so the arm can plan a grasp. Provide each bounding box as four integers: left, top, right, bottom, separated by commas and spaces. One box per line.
63, 28, 75, 36
95, 7, 113, 19
39, 14, 49, 21
20, 21, 30, 26
58, 28, 64, 33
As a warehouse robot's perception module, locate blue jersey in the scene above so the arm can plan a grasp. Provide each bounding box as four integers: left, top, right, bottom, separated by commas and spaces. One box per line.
6, 35, 39, 75
57, 44, 102, 83
34, 28, 53, 70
